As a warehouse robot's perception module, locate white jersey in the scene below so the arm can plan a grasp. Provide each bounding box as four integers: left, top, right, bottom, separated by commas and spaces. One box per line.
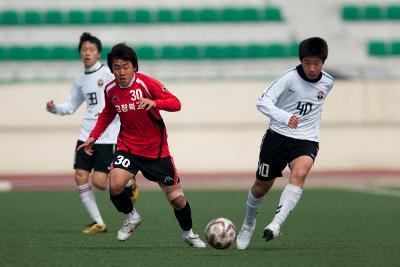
51, 61, 120, 144
257, 65, 334, 142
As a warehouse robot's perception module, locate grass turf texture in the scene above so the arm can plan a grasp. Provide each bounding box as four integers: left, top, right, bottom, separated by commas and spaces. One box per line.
0, 189, 399, 267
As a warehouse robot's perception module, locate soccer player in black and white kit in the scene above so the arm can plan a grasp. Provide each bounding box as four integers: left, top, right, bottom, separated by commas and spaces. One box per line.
236, 37, 334, 249
46, 33, 138, 234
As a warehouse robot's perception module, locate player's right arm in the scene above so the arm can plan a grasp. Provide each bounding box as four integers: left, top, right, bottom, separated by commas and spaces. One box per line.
46, 79, 84, 115
256, 75, 297, 128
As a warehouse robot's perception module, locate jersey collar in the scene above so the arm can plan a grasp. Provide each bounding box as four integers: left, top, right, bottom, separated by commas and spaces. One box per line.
84, 61, 103, 74
296, 65, 322, 83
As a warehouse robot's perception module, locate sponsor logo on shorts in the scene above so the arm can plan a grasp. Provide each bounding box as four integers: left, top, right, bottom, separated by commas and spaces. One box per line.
164, 176, 173, 183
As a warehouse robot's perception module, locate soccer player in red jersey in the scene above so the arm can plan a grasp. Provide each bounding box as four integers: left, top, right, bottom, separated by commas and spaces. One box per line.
77, 43, 206, 248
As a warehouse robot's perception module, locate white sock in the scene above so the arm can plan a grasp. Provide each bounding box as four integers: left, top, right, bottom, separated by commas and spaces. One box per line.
125, 179, 133, 187
243, 190, 265, 228
183, 229, 194, 239
77, 183, 104, 225
127, 208, 140, 223
271, 184, 303, 226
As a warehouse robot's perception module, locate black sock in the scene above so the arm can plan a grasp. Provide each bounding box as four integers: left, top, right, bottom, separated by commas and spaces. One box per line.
174, 201, 193, 231
110, 188, 133, 214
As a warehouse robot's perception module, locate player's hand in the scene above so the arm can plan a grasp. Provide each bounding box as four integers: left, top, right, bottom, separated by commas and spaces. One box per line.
288, 115, 299, 129
138, 98, 156, 110
76, 137, 96, 156
46, 100, 55, 112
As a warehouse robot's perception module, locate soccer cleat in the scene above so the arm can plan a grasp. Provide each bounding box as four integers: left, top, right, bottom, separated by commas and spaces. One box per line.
117, 216, 141, 241
184, 234, 206, 248
236, 224, 255, 250
82, 222, 107, 234
127, 179, 139, 204
262, 222, 280, 241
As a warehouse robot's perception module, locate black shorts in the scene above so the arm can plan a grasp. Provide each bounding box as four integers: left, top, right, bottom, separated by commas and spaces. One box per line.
74, 140, 116, 173
256, 129, 319, 181
112, 150, 180, 186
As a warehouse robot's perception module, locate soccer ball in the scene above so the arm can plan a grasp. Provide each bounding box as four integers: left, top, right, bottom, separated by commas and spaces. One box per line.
205, 217, 236, 249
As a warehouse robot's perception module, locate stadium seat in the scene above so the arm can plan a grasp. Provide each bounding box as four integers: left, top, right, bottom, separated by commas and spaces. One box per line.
111, 10, 131, 23
390, 41, 400, 55
1, 10, 19, 25
45, 10, 64, 24
23, 10, 42, 25
268, 43, 287, 57
161, 45, 180, 60
198, 8, 219, 22
51, 46, 77, 60
0, 46, 6, 60
204, 45, 224, 59
136, 46, 157, 60
179, 8, 199, 23
133, 9, 152, 23
364, 5, 383, 20
181, 45, 201, 60
264, 7, 283, 21
288, 42, 299, 57
387, 5, 400, 20
100, 46, 111, 59
221, 7, 241, 22
368, 41, 387, 56
30, 46, 51, 60
8, 46, 31, 60
223, 45, 244, 59
244, 44, 269, 58
342, 5, 362, 21
157, 9, 175, 23
67, 10, 87, 24
241, 7, 261, 21
89, 9, 109, 24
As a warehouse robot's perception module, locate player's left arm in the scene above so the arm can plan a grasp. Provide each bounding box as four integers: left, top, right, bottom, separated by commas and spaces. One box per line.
139, 80, 181, 112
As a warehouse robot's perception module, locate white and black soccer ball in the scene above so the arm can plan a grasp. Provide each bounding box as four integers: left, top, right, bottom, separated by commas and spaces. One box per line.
205, 217, 236, 249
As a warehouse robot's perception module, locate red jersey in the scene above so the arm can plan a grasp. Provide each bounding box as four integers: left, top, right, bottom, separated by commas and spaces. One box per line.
90, 72, 181, 158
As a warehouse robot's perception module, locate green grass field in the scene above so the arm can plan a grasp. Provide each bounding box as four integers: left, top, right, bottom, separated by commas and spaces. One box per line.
1, 189, 399, 267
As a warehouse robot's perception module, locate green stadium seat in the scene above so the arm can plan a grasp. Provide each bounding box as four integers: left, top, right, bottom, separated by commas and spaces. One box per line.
51, 46, 78, 60
136, 46, 157, 60
89, 9, 109, 24
157, 9, 175, 23
223, 45, 244, 59
198, 8, 219, 22
179, 8, 199, 23
241, 7, 261, 21
390, 41, 400, 55
45, 10, 64, 24
8, 46, 31, 60
204, 45, 224, 59
0, 46, 6, 60
267, 43, 287, 57
160, 45, 180, 60
30, 46, 51, 60
1, 10, 19, 25
67, 10, 87, 24
368, 41, 387, 56
100, 46, 111, 60
364, 5, 383, 20
181, 45, 201, 60
23, 10, 42, 25
387, 5, 400, 20
111, 10, 131, 23
264, 7, 283, 21
288, 42, 299, 57
244, 44, 269, 58
342, 6, 361, 21
133, 9, 152, 23
221, 7, 241, 22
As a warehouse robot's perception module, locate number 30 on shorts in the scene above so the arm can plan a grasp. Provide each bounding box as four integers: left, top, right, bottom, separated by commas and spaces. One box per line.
114, 155, 131, 168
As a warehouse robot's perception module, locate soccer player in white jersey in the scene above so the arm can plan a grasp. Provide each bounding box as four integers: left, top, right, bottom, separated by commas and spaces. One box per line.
46, 33, 138, 234
236, 37, 334, 249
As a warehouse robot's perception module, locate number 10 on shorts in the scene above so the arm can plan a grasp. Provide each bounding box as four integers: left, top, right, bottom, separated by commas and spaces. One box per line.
258, 162, 269, 178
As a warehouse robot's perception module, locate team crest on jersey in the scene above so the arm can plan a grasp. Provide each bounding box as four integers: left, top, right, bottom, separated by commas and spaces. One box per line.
317, 90, 325, 101
113, 96, 119, 103
97, 79, 104, 88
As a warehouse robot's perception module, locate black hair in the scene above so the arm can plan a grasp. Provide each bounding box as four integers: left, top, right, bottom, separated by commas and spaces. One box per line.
78, 32, 102, 52
107, 43, 139, 72
298, 37, 328, 62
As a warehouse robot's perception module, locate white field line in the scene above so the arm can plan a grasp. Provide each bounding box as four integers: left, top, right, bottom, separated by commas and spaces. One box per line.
0, 180, 12, 192
345, 187, 400, 198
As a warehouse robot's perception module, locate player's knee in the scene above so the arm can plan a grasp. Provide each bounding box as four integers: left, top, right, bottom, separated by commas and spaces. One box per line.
92, 179, 107, 191
74, 170, 89, 185
109, 179, 124, 195
168, 189, 186, 209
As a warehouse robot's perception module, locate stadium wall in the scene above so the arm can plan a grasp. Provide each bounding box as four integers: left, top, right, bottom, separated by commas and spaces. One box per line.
0, 80, 399, 174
